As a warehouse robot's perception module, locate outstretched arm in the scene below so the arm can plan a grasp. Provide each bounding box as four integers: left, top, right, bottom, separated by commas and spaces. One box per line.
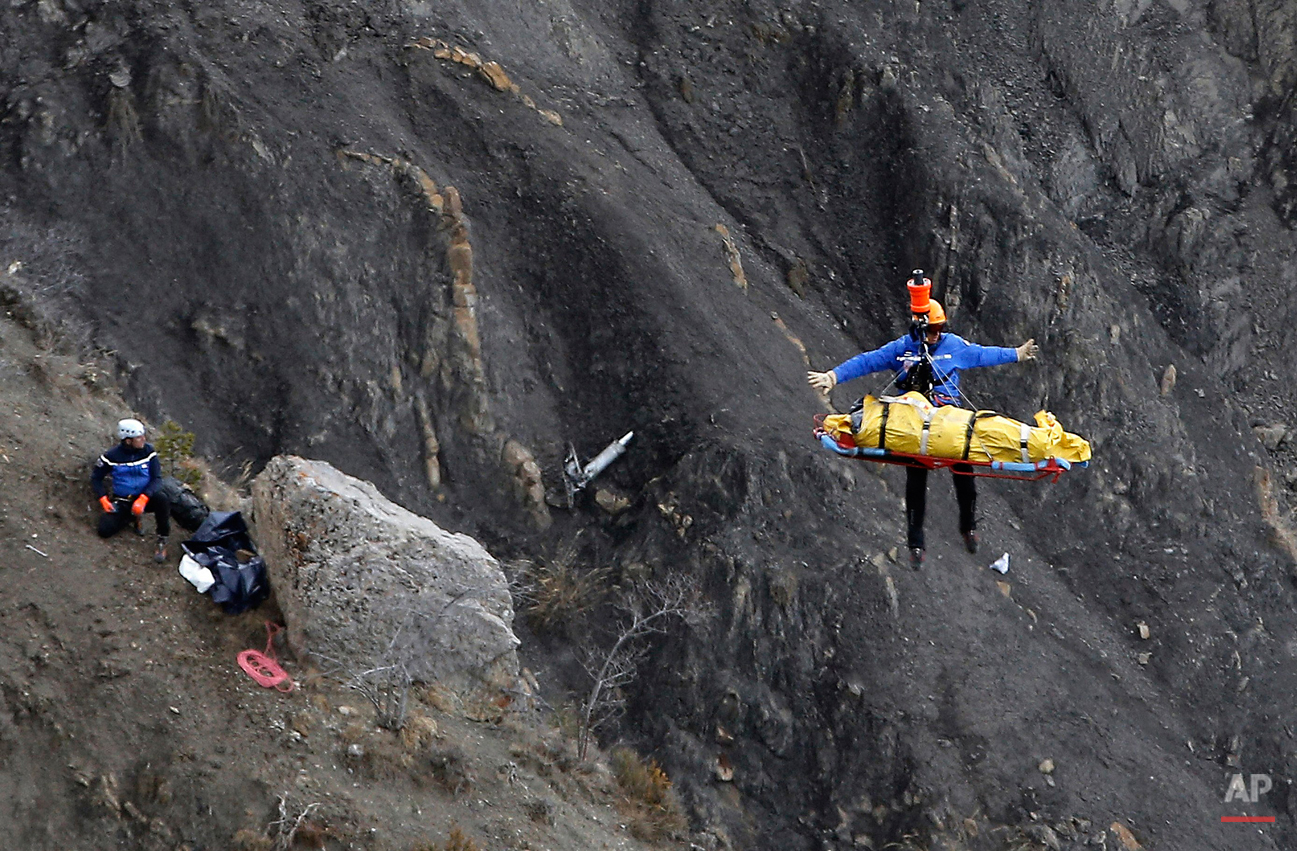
948, 335, 1032, 369
809, 338, 908, 391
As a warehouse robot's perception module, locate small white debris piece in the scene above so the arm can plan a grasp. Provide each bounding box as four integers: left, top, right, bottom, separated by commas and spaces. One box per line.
989, 553, 1010, 574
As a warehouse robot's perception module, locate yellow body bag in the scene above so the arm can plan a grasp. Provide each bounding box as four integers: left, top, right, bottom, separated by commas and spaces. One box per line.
821, 392, 1091, 464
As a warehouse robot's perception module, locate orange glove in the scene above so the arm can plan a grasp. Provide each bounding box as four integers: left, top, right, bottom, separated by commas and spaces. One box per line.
99, 495, 115, 513
131, 494, 149, 516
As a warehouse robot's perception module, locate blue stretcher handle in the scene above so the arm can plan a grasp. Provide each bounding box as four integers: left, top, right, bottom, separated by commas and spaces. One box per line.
819, 435, 888, 458
989, 461, 1039, 472
989, 458, 1074, 472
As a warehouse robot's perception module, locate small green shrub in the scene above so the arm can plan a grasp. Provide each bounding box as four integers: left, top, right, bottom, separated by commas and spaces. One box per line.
154, 419, 201, 487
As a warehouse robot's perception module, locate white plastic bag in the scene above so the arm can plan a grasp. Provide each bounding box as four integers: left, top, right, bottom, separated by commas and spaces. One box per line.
179, 553, 216, 593
989, 553, 1010, 574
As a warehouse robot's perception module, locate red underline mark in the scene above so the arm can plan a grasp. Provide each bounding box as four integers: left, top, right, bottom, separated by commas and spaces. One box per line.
1222, 816, 1275, 823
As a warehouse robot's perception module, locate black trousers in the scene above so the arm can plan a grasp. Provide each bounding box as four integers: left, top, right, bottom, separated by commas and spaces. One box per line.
905, 464, 975, 550
98, 495, 171, 538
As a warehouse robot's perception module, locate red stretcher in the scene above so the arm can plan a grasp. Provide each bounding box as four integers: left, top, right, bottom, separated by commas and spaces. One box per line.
813, 415, 1084, 483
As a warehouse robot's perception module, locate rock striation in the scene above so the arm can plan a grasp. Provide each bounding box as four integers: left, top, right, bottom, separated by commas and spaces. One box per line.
250, 455, 519, 697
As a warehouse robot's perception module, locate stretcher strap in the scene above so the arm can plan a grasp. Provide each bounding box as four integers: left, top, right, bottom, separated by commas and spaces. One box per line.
962, 411, 995, 460
1019, 424, 1031, 463
878, 402, 890, 450
919, 409, 934, 456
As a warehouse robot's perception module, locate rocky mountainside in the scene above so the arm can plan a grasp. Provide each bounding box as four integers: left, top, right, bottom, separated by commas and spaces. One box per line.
4, 0, 1297, 849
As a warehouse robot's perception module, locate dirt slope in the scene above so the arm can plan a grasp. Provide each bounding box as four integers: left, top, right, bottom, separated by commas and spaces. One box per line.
4, 0, 1297, 849
0, 308, 676, 850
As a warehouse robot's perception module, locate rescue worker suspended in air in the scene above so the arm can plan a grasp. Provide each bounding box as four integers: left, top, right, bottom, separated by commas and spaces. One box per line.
807, 270, 1038, 570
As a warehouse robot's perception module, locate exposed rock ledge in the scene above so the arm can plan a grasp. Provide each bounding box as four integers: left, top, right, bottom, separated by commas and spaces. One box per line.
251, 456, 519, 699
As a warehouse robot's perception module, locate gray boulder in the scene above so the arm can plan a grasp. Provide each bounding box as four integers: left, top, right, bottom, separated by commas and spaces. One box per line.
250, 456, 519, 697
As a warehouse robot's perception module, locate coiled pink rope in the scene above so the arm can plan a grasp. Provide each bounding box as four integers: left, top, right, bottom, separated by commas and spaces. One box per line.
237, 622, 295, 692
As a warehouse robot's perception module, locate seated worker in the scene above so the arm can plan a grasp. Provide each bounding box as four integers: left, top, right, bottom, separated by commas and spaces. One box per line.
91, 418, 170, 563
807, 271, 1038, 570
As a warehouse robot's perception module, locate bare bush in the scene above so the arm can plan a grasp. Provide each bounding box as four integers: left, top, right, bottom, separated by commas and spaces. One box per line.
314, 589, 496, 731
232, 794, 323, 851
577, 573, 711, 760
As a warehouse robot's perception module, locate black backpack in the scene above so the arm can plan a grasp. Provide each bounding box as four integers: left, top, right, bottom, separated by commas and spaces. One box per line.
154, 477, 211, 532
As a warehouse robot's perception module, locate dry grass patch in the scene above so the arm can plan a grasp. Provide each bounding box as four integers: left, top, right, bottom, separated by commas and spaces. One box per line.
523, 796, 555, 825
427, 744, 475, 795
401, 711, 438, 752
517, 548, 608, 633
609, 747, 687, 842
338, 721, 367, 746
444, 825, 481, 851
232, 829, 273, 851
417, 683, 457, 714
411, 824, 481, 851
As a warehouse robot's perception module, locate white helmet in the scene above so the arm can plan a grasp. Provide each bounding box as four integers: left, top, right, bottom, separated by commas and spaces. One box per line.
117, 418, 145, 440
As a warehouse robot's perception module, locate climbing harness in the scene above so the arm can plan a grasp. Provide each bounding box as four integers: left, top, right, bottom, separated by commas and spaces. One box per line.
237, 621, 295, 692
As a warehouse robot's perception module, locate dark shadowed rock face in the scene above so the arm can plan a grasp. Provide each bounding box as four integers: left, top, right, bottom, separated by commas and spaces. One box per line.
4, 0, 1297, 848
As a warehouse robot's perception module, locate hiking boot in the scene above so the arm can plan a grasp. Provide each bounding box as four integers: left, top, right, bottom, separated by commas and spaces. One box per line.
153, 536, 168, 564
909, 547, 925, 570
962, 530, 979, 554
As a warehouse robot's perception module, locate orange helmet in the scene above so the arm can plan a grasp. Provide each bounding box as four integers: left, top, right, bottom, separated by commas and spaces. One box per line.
913, 299, 946, 328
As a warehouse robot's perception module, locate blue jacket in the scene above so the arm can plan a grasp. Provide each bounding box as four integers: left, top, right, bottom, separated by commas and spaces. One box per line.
831, 333, 1019, 407
91, 442, 162, 499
